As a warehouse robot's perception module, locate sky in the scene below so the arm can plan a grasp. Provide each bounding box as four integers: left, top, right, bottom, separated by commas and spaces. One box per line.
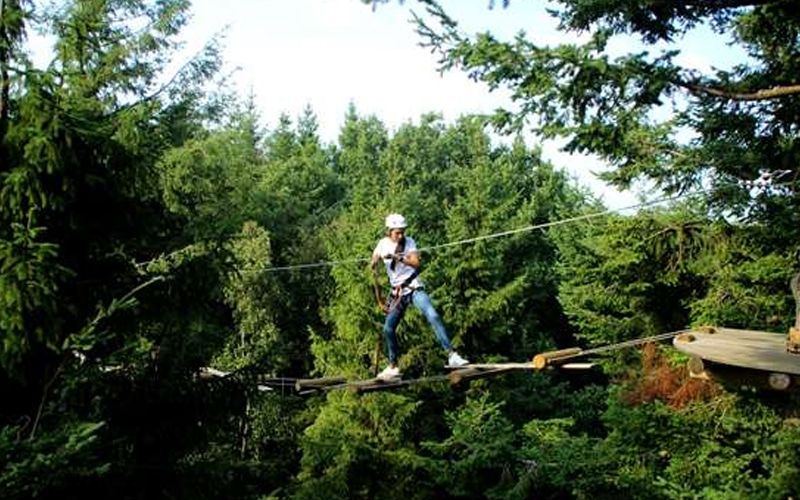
87, 1, 751, 209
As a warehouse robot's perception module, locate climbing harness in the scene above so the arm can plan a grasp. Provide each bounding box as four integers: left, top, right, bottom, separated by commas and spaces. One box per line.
374, 235, 422, 315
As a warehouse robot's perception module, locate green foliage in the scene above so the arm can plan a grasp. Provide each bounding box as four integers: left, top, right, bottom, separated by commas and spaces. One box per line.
215, 221, 286, 371
512, 417, 620, 499
0, 421, 108, 499
0, 1, 247, 498
433, 127, 577, 359
311, 110, 393, 378
423, 394, 516, 497
415, 0, 800, 228
554, 200, 798, 380
690, 237, 796, 330
1, 0, 224, 370
600, 395, 800, 498
498, 393, 800, 500
295, 391, 428, 499
304, 109, 599, 499
3, 1, 800, 498
554, 206, 711, 350
159, 130, 262, 239
0, 218, 72, 369
318, 114, 585, 381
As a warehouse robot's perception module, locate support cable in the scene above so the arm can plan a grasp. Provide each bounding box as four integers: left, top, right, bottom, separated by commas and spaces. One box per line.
257, 189, 707, 273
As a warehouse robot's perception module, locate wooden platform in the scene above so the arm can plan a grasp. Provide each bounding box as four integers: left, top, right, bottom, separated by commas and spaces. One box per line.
673, 326, 800, 375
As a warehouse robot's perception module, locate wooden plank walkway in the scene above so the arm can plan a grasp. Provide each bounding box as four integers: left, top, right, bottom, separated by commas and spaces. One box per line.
198, 350, 597, 395
673, 326, 800, 375
342, 361, 596, 393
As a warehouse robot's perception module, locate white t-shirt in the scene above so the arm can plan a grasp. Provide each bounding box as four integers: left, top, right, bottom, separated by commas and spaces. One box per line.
373, 236, 423, 294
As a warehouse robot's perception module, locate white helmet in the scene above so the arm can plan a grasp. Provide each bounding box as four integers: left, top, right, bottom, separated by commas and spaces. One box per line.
385, 213, 407, 229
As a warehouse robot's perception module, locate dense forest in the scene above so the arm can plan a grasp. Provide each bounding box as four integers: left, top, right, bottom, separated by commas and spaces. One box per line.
2, 0, 799, 498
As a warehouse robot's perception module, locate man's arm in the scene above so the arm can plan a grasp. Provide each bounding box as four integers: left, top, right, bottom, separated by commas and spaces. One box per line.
402, 251, 420, 268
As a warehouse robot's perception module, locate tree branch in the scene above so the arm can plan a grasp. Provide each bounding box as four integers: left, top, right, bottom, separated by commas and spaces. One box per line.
680, 0, 785, 8
678, 80, 800, 101
29, 359, 65, 440
105, 42, 210, 119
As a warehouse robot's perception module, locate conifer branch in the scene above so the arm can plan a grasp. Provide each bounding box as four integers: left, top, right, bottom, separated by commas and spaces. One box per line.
678, 80, 800, 101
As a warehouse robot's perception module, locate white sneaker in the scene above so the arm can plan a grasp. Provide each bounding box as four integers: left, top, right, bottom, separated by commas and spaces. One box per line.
447, 351, 469, 368
376, 365, 401, 381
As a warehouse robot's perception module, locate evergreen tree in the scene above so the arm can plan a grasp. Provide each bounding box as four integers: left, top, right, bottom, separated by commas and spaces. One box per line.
414, 0, 800, 236
0, 1, 236, 496
300, 113, 594, 498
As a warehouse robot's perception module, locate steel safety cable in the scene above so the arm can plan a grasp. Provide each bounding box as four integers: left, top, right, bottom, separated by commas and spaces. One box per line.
554, 329, 692, 362
255, 188, 714, 274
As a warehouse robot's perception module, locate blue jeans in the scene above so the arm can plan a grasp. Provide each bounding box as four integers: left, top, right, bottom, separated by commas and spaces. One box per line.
383, 289, 452, 364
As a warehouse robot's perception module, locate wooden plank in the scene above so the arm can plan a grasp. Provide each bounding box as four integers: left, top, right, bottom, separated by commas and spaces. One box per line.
559, 362, 595, 370
450, 362, 535, 370
348, 377, 418, 393
673, 327, 800, 375
446, 361, 594, 371
449, 367, 514, 385
462, 361, 595, 370
295, 376, 347, 391
787, 326, 800, 353
532, 347, 583, 369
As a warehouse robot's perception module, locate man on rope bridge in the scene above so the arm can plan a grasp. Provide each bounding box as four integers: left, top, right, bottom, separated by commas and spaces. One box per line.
371, 213, 469, 381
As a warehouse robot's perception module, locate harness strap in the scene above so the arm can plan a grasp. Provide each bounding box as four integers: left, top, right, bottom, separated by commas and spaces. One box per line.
380, 236, 422, 314
373, 266, 415, 314
400, 267, 421, 288
389, 236, 405, 271
384, 267, 422, 314
384, 288, 404, 314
